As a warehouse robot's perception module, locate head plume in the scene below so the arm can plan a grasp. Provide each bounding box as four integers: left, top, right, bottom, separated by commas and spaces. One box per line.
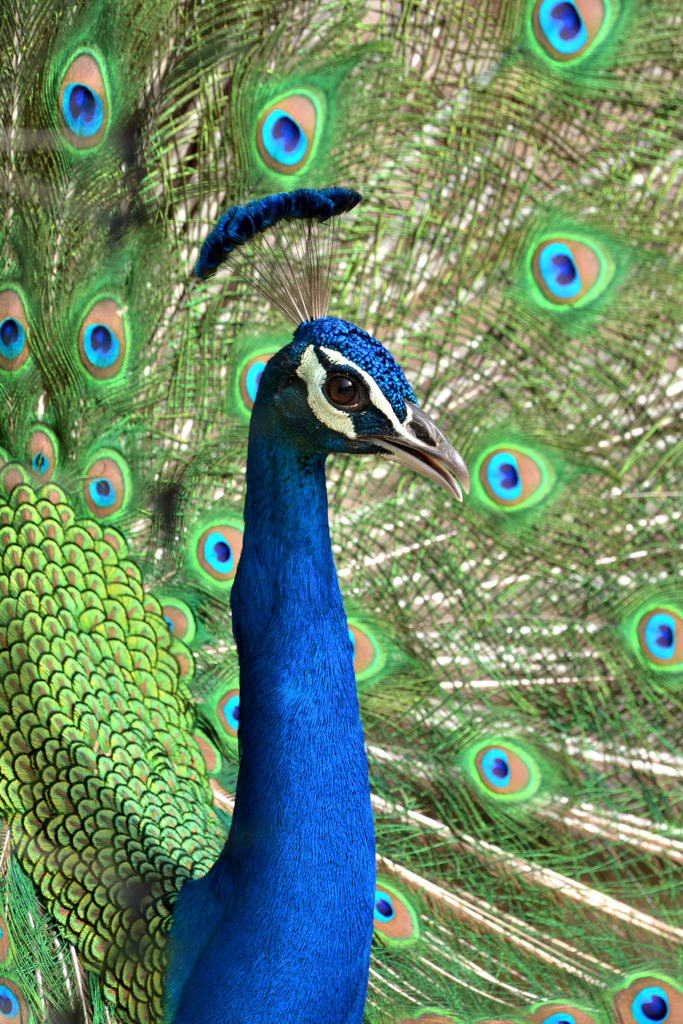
195, 187, 361, 325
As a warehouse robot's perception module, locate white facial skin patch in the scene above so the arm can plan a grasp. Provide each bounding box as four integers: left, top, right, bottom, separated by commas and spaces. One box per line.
295, 344, 406, 438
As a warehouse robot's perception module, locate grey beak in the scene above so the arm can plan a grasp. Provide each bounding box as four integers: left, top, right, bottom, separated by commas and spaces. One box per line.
370, 401, 470, 502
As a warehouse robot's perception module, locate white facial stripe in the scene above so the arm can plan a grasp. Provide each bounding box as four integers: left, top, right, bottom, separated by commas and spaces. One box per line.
319, 347, 406, 433
296, 345, 357, 438
296, 343, 414, 441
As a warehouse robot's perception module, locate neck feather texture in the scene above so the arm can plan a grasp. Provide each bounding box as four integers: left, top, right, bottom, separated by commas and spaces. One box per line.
166, 402, 376, 1024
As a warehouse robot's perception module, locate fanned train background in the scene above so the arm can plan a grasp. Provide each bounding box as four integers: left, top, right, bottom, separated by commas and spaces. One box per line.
0, 1, 682, 1023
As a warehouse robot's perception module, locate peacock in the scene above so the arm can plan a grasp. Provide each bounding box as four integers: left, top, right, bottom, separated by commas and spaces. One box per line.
0, 0, 681, 1023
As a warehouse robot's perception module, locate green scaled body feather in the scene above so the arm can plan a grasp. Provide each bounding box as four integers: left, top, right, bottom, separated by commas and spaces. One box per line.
0, 0, 682, 1022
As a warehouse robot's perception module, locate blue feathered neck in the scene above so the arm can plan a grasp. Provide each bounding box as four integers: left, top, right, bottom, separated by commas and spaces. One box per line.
165, 370, 376, 1024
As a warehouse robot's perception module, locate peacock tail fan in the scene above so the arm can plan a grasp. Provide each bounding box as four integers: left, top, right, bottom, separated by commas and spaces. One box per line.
0, 0, 681, 1021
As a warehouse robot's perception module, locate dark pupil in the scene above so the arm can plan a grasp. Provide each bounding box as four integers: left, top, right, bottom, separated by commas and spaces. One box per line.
35, 453, 47, 470
656, 625, 673, 648
70, 84, 96, 123
96, 480, 111, 497
551, 2, 581, 40
500, 463, 519, 489
0, 995, 12, 1015
214, 541, 230, 563
376, 898, 392, 916
492, 757, 509, 779
92, 325, 112, 353
232, 704, 240, 721
272, 116, 301, 154
552, 253, 577, 284
0, 318, 18, 346
642, 996, 668, 1021
330, 377, 357, 404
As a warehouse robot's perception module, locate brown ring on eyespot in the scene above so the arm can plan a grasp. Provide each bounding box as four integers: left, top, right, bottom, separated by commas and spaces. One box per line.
197, 525, 243, 581
239, 353, 275, 411
162, 605, 190, 640
193, 733, 218, 773
217, 687, 240, 739
256, 94, 317, 174
0, 290, 30, 371
58, 53, 109, 150
637, 608, 683, 666
83, 457, 125, 518
174, 651, 192, 679
480, 448, 542, 507
532, 0, 606, 62
0, 913, 9, 963
532, 238, 601, 305
78, 298, 125, 379
373, 889, 415, 940
0, 978, 30, 1023
349, 624, 375, 675
613, 976, 683, 1024
475, 745, 531, 795
527, 1006, 600, 1024
28, 430, 56, 484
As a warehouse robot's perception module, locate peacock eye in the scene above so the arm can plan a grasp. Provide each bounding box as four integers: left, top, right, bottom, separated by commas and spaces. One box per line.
256, 94, 318, 174
324, 374, 366, 411
239, 353, 275, 412
637, 608, 683, 667
479, 447, 545, 508
372, 881, 420, 947
532, 0, 607, 62
532, 238, 602, 305
197, 526, 243, 582
630, 989, 669, 1023
613, 976, 683, 1024
217, 688, 241, 738
0, 978, 27, 1022
373, 890, 395, 922
0, 290, 30, 371
347, 624, 372, 675
78, 299, 125, 379
159, 598, 196, 644
83, 453, 129, 519
58, 52, 109, 149
467, 741, 542, 801
28, 428, 58, 484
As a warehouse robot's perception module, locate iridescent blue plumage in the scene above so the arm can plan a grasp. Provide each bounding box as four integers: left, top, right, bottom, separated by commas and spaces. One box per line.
166, 190, 469, 1024
195, 188, 362, 279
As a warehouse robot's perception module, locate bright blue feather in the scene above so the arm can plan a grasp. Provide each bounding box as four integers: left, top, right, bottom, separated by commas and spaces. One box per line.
165, 336, 376, 1024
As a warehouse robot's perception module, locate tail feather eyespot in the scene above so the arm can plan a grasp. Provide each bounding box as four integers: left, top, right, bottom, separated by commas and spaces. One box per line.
613, 976, 683, 1024
78, 299, 126, 379
256, 94, 318, 174
82, 452, 130, 519
0, 291, 29, 372
531, 0, 609, 63
58, 52, 109, 149
0, 978, 29, 1023
372, 881, 420, 947
28, 428, 58, 485
531, 238, 603, 306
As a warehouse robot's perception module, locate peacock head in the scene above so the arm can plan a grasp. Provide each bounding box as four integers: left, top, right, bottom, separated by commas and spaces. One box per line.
196, 187, 469, 500
253, 315, 470, 501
